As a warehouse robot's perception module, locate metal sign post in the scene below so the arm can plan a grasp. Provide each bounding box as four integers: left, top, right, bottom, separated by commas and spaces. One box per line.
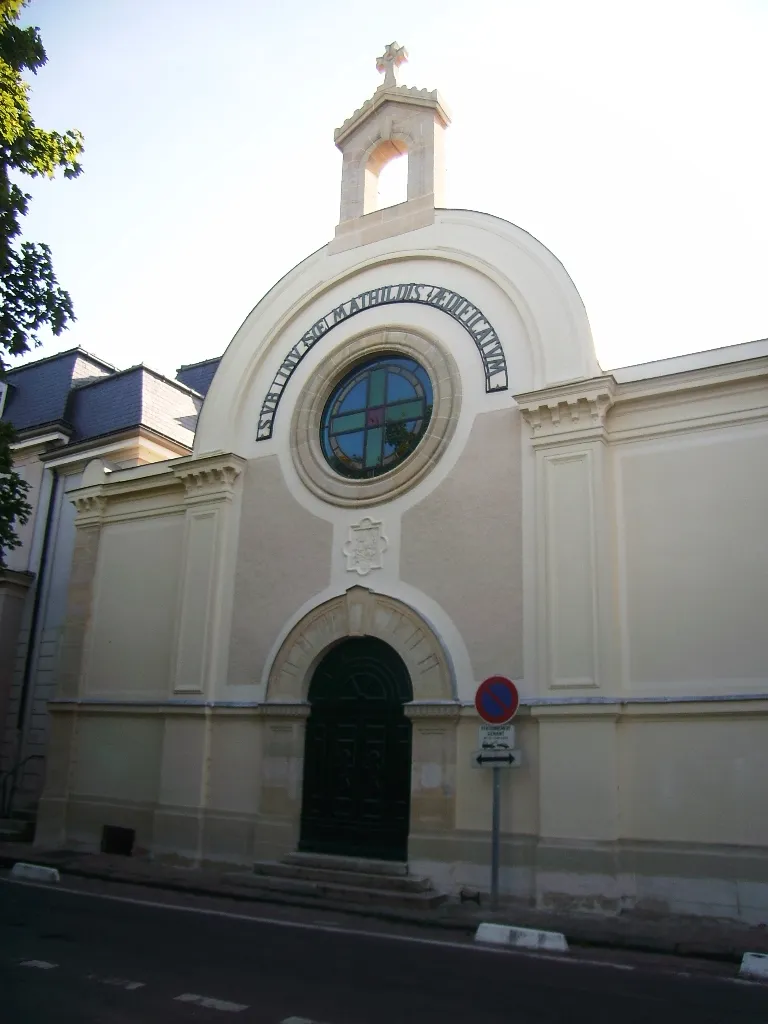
491, 764, 501, 910
473, 676, 521, 912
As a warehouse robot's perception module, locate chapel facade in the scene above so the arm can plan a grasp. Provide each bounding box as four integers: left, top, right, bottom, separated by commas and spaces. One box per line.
35, 46, 768, 921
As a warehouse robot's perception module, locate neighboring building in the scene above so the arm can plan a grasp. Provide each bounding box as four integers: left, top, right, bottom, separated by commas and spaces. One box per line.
0, 349, 210, 817
30, 48, 768, 922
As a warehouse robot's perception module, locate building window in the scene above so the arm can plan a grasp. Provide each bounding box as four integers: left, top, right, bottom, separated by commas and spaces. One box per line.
320, 355, 433, 479
291, 329, 460, 508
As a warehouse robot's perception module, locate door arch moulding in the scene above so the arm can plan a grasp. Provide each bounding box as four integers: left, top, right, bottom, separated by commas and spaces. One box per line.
265, 586, 455, 705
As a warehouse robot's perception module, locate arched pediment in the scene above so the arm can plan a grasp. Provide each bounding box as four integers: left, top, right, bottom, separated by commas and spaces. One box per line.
194, 209, 600, 457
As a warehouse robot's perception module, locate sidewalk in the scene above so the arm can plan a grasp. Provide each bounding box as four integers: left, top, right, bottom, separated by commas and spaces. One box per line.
1, 840, 766, 963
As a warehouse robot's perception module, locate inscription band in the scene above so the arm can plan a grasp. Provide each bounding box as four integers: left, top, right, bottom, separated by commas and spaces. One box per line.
256, 283, 507, 441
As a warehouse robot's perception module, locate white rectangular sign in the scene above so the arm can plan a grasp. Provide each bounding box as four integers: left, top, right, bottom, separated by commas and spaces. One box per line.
478, 723, 515, 750
471, 749, 523, 769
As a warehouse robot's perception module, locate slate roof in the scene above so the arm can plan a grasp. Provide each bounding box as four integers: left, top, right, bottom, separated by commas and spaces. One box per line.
175, 357, 220, 396
2, 349, 116, 433
2, 348, 201, 449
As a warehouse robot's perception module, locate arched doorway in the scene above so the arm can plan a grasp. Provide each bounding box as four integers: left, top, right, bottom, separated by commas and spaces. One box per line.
299, 637, 413, 862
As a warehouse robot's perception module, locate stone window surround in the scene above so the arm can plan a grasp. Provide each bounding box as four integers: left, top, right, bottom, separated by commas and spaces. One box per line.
290, 327, 461, 508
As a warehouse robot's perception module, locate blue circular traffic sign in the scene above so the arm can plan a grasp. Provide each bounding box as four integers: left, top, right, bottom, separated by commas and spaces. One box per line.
475, 676, 519, 724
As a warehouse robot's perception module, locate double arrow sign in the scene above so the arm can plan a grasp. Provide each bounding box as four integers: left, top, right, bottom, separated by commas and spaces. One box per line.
472, 749, 523, 769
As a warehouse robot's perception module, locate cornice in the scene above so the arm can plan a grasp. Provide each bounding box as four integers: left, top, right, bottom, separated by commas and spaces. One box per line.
515, 377, 617, 444
173, 452, 246, 503
404, 701, 462, 719
10, 429, 70, 453
69, 451, 246, 522
516, 359, 768, 448
71, 490, 109, 524
0, 568, 35, 592
41, 426, 190, 468
334, 84, 451, 146
615, 353, 768, 397
258, 702, 311, 719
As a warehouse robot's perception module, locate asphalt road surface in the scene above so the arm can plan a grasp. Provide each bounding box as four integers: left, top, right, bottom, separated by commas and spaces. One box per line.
1, 875, 767, 1024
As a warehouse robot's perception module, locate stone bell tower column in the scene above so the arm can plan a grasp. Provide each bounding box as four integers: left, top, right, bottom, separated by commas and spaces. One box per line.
330, 43, 451, 252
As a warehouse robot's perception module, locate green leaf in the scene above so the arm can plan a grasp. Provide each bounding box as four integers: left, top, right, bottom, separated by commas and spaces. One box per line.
0, 0, 83, 563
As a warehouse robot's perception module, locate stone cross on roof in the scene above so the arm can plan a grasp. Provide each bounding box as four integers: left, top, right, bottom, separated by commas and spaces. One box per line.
376, 42, 408, 88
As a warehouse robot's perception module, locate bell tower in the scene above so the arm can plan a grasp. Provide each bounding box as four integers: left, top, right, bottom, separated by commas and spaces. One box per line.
330, 43, 451, 252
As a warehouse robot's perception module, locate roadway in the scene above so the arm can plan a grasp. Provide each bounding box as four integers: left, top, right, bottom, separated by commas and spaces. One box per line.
1, 873, 767, 1023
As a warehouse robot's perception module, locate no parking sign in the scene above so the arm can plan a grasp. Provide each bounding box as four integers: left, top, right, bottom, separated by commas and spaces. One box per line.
473, 675, 521, 911
474, 676, 519, 724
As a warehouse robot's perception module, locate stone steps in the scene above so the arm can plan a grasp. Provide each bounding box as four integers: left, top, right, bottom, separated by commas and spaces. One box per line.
225, 871, 446, 910
283, 851, 409, 876
252, 859, 431, 893
0, 819, 33, 843
225, 852, 446, 911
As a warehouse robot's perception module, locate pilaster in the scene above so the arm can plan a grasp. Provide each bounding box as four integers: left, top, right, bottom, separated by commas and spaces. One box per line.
170, 453, 245, 697
254, 702, 311, 860
34, 709, 78, 848
516, 378, 621, 695
37, 482, 107, 844
56, 492, 108, 699
404, 701, 462, 834
153, 709, 212, 862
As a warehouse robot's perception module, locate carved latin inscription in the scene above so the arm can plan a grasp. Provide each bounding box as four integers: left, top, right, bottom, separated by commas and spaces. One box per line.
256, 283, 507, 440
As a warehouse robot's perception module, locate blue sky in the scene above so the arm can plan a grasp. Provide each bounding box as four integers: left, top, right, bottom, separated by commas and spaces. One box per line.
15, 0, 768, 378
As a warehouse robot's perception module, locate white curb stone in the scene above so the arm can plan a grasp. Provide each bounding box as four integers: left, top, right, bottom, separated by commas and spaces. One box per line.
740, 952, 768, 980
174, 993, 248, 1012
10, 862, 60, 884
474, 922, 569, 952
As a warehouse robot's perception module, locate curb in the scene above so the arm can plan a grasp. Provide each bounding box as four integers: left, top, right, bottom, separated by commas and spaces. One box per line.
0, 852, 476, 935
740, 952, 768, 981
475, 923, 568, 952
0, 849, 763, 965
10, 862, 60, 884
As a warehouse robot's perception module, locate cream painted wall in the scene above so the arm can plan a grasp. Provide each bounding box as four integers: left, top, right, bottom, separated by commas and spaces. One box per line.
401, 409, 523, 683
207, 717, 262, 815
620, 714, 768, 847
537, 713, 620, 841
157, 716, 208, 808
618, 426, 768, 693
228, 456, 333, 688
70, 714, 164, 803
455, 715, 539, 834
84, 515, 185, 697
6, 454, 45, 572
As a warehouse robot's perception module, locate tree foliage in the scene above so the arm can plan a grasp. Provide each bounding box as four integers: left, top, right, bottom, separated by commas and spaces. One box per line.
0, 0, 83, 565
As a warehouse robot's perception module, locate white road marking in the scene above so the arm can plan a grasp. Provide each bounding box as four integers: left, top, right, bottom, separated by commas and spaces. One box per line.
86, 973, 145, 990
8, 876, 725, 981
732, 977, 767, 988
175, 992, 248, 1012
20, 959, 58, 969
0, 877, 573, 961
282, 1018, 315, 1023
